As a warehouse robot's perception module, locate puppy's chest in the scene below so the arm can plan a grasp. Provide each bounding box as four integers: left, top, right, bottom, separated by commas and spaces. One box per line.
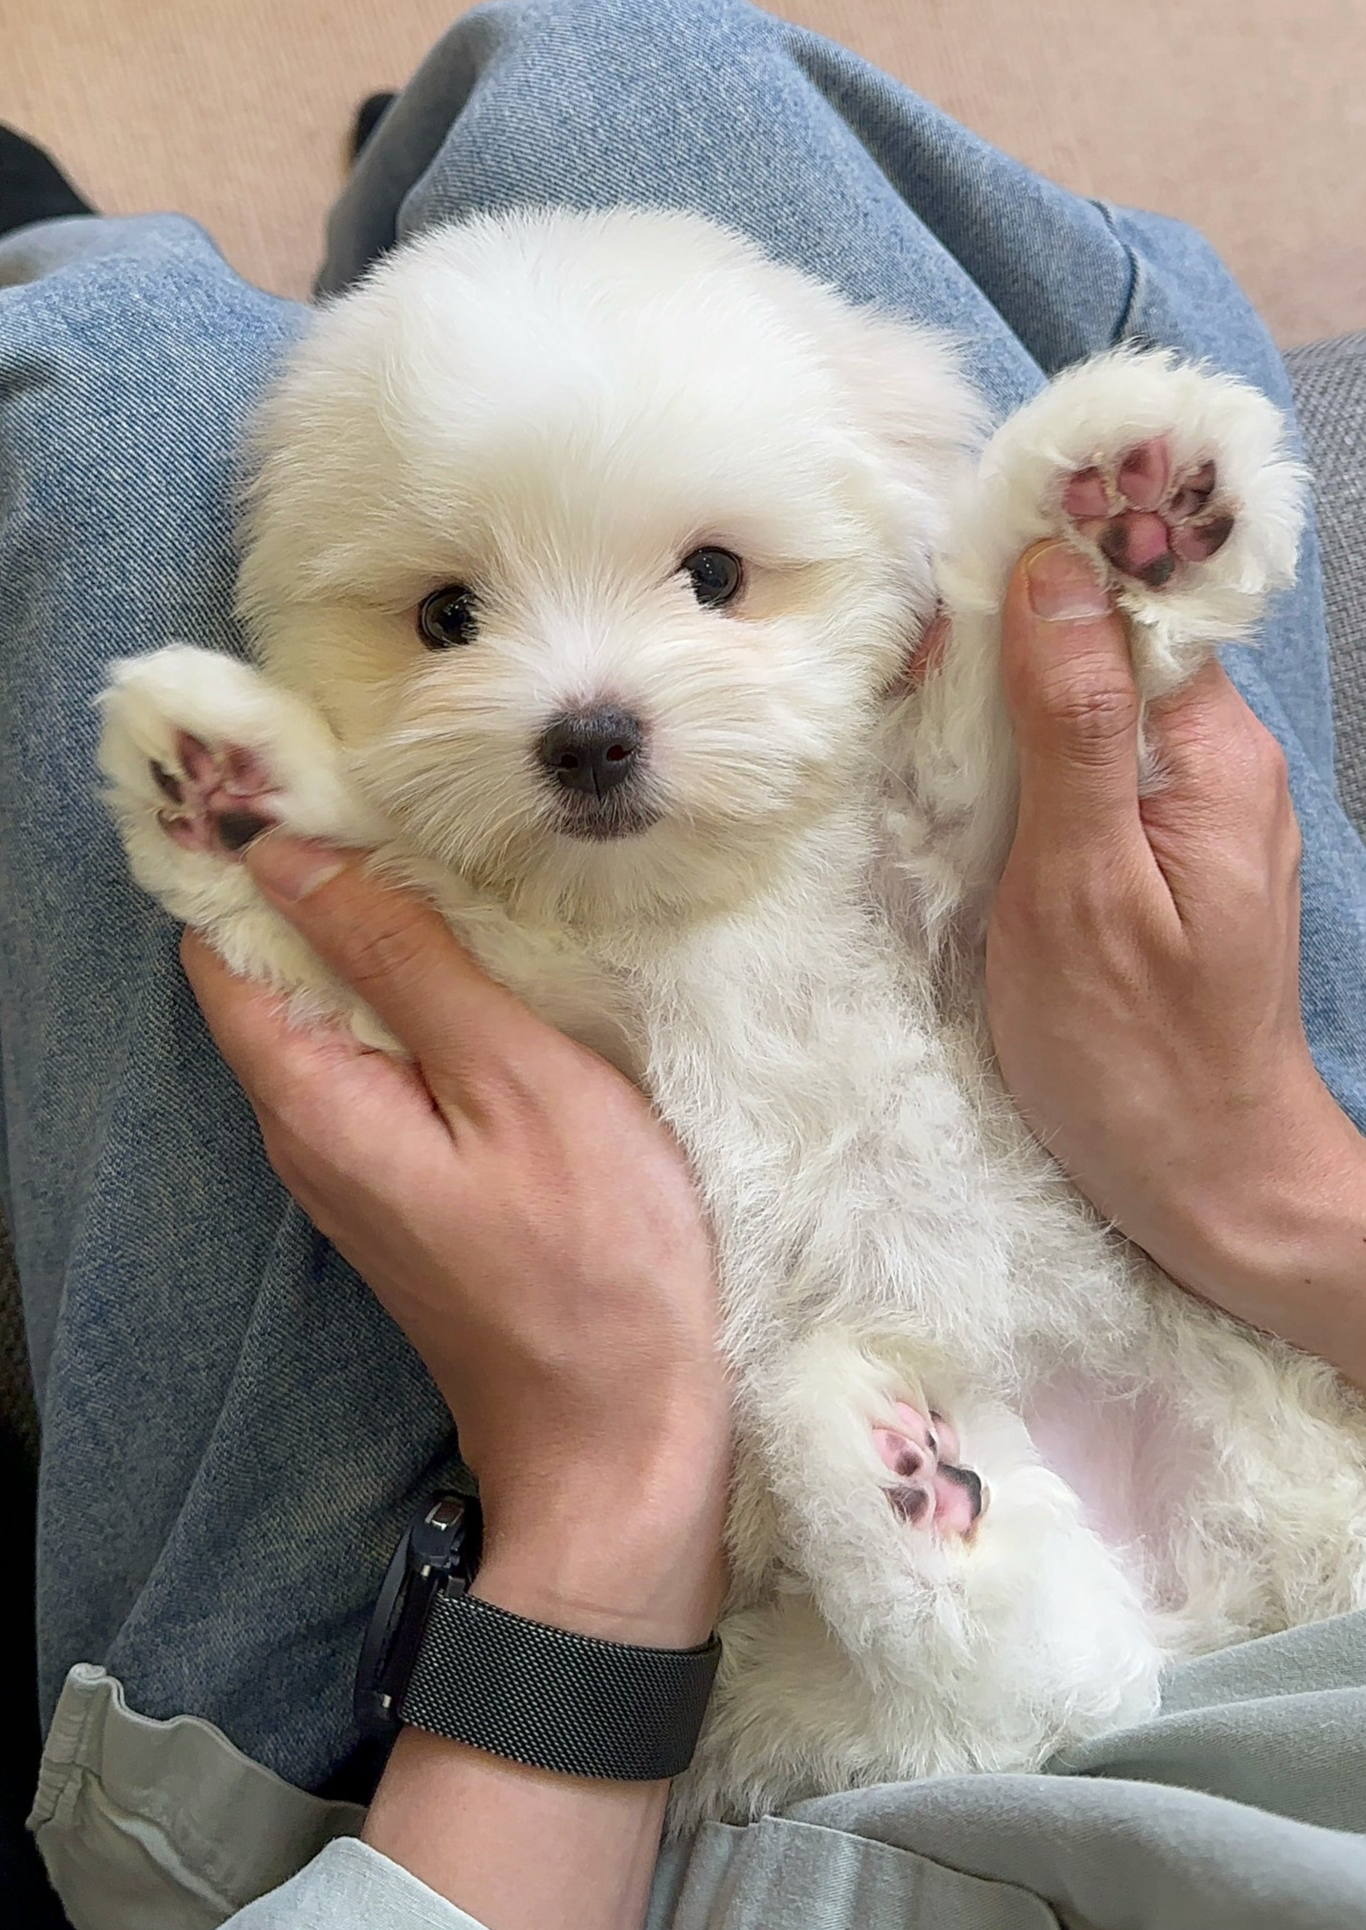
461, 899, 1119, 1365
495, 910, 1024, 1342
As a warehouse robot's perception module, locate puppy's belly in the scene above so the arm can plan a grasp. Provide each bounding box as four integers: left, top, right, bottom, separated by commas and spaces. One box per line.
1022, 1374, 1199, 1563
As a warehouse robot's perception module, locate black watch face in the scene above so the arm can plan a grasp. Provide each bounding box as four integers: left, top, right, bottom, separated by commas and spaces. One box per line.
354, 1492, 482, 1738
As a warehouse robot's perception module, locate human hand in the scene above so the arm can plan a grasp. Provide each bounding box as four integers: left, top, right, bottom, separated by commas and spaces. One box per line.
182, 836, 730, 1645
984, 541, 1366, 1377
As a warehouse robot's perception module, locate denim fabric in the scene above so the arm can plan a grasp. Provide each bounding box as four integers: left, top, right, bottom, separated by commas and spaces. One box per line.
2, 0, 1364, 1811
0, 215, 463, 1786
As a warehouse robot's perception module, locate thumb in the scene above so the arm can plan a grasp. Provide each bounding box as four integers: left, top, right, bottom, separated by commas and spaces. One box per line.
1002, 542, 1143, 846
241, 831, 543, 1104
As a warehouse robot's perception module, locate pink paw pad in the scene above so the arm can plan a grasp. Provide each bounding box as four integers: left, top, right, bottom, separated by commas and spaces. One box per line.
152, 730, 280, 857
873, 1401, 987, 1540
1062, 436, 1234, 590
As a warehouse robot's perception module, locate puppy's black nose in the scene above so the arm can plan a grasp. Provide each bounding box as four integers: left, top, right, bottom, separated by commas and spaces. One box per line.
537, 708, 643, 797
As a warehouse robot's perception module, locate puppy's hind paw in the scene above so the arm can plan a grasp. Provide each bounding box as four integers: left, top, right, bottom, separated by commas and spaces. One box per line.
874, 1400, 987, 1541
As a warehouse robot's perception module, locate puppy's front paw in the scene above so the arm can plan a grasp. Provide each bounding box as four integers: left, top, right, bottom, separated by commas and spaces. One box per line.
151, 730, 282, 858
1060, 436, 1233, 589
99, 645, 376, 918
98, 645, 398, 1044
951, 348, 1306, 694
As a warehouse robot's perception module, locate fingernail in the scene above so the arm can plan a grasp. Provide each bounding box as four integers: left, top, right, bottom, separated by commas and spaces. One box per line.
1026, 543, 1111, 620
244, 831, 347, 902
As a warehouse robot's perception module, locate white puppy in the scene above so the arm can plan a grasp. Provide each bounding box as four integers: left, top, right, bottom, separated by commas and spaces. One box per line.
97, 208, 1366, 1824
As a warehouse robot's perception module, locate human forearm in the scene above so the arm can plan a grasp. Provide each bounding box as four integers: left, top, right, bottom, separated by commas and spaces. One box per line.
1157, 1083, 1366, 1390
363, 1729, 666, 1930
187, 843, 732, 1930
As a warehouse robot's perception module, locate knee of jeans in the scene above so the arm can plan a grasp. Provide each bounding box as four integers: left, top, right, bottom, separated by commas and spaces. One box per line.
398, 0, 785, 236
538, 0, 786, 106
515, 0, 765, 44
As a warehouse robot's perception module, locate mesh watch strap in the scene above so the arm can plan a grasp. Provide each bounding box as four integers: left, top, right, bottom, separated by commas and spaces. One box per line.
400, 1587, 722, 1781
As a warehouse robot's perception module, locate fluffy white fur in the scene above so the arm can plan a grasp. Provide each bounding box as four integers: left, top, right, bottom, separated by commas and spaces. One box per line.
96, 208, 1366, 1825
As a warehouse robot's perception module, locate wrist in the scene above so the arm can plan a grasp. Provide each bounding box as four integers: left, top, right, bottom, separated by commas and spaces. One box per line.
473, 1483, 728, 1649
469, 1401, 731, 1647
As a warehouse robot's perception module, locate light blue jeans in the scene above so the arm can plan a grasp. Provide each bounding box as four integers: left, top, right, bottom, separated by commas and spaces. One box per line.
2, 0, 1364, 1802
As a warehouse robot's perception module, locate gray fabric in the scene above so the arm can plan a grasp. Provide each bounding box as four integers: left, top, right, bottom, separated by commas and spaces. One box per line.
1286, 331, 1366, 839
34, 1619, 1366, 1930
644, 1611, 1366, 1930
229, 1840, 481, 1930
653, 1817, 1065, 1929
31, 1665, 364, 1930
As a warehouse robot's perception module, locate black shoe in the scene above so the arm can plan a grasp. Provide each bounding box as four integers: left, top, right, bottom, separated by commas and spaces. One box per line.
0, 126, 96, 241
351, 93, 397, 165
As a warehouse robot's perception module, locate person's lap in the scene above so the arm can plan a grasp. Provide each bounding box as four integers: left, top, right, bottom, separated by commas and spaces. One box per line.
2, 0, 1365, 1913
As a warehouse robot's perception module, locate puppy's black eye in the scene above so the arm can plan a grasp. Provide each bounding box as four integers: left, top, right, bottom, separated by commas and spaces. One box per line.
418, 585, 478, 649
682, 547, 743, 609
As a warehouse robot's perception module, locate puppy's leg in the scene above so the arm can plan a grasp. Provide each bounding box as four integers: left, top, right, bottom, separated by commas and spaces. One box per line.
691, 1330, 1162, 1823
98, 644, 396, 1046
902, 348, 1307, 916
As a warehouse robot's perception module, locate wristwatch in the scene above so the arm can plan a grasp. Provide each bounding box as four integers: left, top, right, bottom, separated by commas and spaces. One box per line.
355, 1491, 722, 1781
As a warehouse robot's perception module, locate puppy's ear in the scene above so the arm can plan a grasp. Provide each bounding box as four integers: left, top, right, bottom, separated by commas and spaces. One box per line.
822, 303, 988, 496
769, 285, 984, 619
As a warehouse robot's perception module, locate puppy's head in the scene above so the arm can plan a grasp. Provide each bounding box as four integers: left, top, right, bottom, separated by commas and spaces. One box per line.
240, 209, 981, 924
